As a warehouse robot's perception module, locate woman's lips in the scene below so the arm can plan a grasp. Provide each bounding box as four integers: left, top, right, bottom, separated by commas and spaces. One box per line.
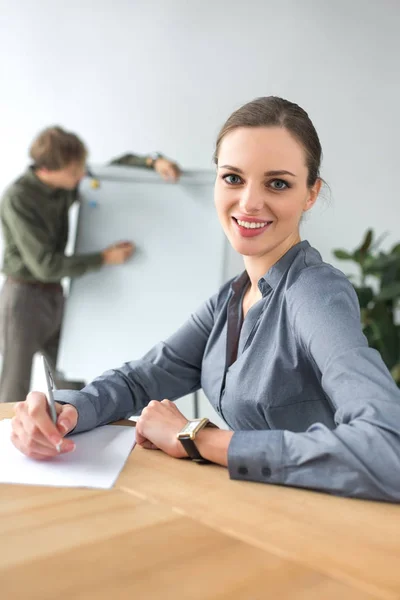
232, 216, 273, 238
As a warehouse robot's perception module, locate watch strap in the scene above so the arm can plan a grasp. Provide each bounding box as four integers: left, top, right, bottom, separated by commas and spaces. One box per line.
179, 437, 210, 463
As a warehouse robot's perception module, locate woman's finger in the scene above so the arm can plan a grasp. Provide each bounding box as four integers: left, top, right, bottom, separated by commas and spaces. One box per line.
23, 392, 63, 448
140, 440, 159, 450
16, 412, 75, 455
11, 430, 59, 459
18, 413, 57, 450
56, 404, 78, 435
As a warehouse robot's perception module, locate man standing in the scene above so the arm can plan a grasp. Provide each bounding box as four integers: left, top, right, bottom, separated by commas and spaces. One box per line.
0, 126, 179, 402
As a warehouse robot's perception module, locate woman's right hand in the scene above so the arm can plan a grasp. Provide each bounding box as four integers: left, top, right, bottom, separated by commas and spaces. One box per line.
11, 392, 78, 460
102, 241, 135, 265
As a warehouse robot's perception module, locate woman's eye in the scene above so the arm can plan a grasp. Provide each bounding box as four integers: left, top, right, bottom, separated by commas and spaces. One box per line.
223, 174, 242, 185
270, 179, 288, 190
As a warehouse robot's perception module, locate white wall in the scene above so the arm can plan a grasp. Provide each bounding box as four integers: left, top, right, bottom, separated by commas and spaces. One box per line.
1, 0, 400, 267
1, 0, 399, 415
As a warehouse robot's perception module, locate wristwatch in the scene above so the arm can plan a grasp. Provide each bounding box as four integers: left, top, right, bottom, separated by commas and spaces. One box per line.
177, 418, 211, 463
147, 152, 163, 168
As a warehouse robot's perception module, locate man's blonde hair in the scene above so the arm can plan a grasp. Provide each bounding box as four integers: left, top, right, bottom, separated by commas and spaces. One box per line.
29, 126, 87, 170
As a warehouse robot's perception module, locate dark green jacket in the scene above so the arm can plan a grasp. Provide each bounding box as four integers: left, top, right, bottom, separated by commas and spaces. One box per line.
0, 168, 103, 283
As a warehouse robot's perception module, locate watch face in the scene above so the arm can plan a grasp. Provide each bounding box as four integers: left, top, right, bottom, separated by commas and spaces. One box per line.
180, 420, 202, 435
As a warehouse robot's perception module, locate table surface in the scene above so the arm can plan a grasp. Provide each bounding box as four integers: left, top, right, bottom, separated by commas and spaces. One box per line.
1, 403, 399, 600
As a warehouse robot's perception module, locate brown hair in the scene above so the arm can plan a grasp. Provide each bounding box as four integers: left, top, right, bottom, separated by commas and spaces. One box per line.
29, 126, 87, 170
214, 96, 322, 188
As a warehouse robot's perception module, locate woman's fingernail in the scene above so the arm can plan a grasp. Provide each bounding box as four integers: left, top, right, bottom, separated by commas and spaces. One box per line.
59, 421, 69, 434
51, 435, 62, 449
61, 440, 75, 453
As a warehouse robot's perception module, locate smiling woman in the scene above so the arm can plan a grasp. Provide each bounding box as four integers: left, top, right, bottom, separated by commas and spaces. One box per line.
214, 98, 321, 267
11, 97, 400, 503
213, 98, 323, 315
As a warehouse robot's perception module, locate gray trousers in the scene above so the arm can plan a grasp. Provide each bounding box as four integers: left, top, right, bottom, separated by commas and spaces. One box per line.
0, 279, 64, 403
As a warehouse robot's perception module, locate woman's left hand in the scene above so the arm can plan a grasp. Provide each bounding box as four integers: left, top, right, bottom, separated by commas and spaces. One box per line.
136, 399, 189, 458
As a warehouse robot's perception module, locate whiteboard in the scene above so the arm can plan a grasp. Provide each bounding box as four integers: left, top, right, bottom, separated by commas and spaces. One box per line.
58, 167, 226, 387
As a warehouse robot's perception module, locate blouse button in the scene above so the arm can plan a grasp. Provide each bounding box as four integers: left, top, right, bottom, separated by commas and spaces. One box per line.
261, 466, 272, 478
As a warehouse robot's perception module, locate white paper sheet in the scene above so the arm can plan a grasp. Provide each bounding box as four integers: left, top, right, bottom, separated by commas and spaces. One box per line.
0, 419, 136, 489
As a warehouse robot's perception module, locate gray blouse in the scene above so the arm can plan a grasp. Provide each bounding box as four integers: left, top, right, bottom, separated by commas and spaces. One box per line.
55, 241, 400, 501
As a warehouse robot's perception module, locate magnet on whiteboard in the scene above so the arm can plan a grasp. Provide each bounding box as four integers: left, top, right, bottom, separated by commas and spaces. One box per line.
88, 200, 98, 208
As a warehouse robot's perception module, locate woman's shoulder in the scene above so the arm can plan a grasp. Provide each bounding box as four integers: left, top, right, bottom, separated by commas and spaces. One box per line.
286, 243, 358, 310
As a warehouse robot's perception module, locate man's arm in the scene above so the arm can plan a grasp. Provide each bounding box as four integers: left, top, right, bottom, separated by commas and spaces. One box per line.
109, 153, 151, 169
109, 153, 181, 181
3, 194, 103, 281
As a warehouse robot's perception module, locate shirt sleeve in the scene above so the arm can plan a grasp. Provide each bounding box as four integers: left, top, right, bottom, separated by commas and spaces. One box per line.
108, 153, 151, 169
228, 266, 400, 502
54, 293, 217, 433
3, 194, 103, 281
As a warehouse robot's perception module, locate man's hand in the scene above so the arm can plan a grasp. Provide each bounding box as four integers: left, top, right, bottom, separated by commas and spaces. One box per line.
11, 392, 78, 459
102, 241, 135, 265
154, 158, 181, 182
136, 399, 188, 458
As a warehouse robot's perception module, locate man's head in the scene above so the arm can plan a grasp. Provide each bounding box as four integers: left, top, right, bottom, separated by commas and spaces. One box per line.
30, 126, 87, 190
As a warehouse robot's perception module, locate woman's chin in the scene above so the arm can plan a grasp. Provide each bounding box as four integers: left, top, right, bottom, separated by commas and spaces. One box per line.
230, 240, 268, 257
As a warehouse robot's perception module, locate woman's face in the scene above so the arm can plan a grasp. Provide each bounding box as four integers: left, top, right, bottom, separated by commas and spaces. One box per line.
214, 126, 320, 260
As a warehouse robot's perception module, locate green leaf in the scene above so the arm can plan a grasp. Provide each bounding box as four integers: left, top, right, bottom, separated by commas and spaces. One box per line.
391, 243, 400, 255
390, 363, 400, 384
367, 302, 399, 368
358, 229, 373, 254
381, 261, 400, 289
355, 286, 374, 309
353, 249, 363, 264
376, 283, 400, 302
364, 253, 400, 274
333, 249, 353, 261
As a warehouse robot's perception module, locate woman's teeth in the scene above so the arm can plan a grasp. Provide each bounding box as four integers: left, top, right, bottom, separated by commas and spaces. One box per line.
236, 219, 270, 229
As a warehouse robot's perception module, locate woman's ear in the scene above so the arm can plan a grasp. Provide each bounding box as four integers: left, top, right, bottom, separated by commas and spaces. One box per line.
304, 178, 322, 212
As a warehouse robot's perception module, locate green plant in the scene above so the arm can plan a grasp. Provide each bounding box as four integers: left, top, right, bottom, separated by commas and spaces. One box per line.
333, 229, 400, 385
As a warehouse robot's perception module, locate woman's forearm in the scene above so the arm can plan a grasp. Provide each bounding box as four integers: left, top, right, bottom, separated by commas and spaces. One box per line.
195, 428, 234, 466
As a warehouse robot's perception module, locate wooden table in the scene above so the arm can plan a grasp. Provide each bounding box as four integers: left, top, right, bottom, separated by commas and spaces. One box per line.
1, 404, 399, 600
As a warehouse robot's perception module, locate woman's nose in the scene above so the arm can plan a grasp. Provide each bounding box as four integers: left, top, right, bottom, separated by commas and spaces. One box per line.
239, 184, 265, 214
